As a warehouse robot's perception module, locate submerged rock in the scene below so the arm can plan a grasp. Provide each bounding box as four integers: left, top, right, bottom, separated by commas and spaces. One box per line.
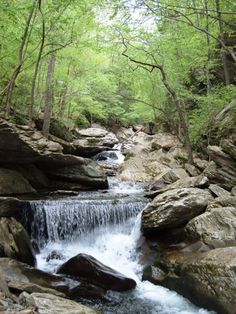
57, 253, 136, 292
0, 218, 36, 266
142, 188, 213, 234
144, 247, 236, 314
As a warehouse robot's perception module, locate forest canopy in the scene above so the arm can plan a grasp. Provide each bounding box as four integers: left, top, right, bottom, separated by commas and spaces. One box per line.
0, 0, 235, 154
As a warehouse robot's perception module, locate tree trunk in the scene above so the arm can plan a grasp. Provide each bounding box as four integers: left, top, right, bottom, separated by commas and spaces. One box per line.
42, 52, 56, 138
4, 0, 37, 117
29, 0, 45, 125
215, 0, 230, 84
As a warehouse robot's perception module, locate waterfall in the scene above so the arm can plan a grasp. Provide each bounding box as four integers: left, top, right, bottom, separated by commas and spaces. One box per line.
28, 196, 147, 247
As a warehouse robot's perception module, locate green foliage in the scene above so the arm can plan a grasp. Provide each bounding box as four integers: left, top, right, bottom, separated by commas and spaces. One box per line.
0, 0, 235, 148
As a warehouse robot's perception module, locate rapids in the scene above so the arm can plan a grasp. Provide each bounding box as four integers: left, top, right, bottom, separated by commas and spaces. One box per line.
29, 149, 215, 314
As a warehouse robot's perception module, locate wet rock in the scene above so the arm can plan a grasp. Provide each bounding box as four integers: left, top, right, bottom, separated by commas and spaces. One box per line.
145, 247, 236, 314
57, 253, 137, 292
208, 184, 231, 197
185, 207, 236, 248
46, 250, 64, 262
0, 218, 36, 266
0, 197, 28, 218
69, 282, 106, 300
0, 168, 36, 195
142, 188, 213, 234
20, 292, 98, 314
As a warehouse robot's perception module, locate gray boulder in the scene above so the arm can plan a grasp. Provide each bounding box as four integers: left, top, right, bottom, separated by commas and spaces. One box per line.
143, 247, 236, 314
142, 188, 213, 234
20, 292, 98, 314
185, 207, 236, 248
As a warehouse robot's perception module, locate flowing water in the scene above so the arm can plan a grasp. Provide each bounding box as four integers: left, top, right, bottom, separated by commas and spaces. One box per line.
29, 149, 214, 314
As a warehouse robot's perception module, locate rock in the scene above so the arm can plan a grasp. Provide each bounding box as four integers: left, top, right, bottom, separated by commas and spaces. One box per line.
69, 282, 106, 300
44, 161, 108, 189
142, 188, 213, 234
145, 247, 236, 314
73, 132, 119, 157
35, 117, 74, 142
151, 133, 179, 151
207, 196, 236, 211
208, 184, 231, 197
232, 186, 236, 196
221, 138, 236, 160
13, 164, 49, 189
204, 160, 236, 190
20, 292, 98, 314
46, 250, 64, 262
207, 145, 236, 169
57, 253, 136, 292
0, 197, 28, 218
0, 218, 36, 266
161, 168, 189, 184
193, 158, 209, 171
0, 258, 70, 295
0, 168, 36, 195
77, 127, 108, 138
184, 163, 200, 177
185, 207, 236, 248
147, 175, 209, 199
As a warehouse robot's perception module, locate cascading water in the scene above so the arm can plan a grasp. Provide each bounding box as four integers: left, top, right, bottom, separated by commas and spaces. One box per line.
29, 148, 214, 314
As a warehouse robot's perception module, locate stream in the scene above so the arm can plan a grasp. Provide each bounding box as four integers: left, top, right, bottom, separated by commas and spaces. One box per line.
28, 149, 213, 314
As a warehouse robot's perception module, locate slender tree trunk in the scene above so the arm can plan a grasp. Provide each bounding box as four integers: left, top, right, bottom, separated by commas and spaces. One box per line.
215, 0, 230, 84
4, 0, 37, 117
29, 0, 45, 125
42, 52, 56, 138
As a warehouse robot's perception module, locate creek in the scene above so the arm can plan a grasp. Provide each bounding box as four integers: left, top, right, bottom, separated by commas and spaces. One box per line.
27, 149, 213, 314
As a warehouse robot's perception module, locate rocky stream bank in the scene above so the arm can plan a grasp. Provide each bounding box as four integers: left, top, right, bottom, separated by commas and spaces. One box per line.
0, 118, 235, 313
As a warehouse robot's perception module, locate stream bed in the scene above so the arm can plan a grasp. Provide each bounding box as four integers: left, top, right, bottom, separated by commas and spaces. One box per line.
26, 149, 214, 314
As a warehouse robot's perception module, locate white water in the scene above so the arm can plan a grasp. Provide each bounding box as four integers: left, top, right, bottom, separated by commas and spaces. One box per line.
36, 203, 214, 314
35, 148, 214, 313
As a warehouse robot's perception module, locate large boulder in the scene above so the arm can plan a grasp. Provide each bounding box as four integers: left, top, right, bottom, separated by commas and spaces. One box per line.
57, 253, 136, 292
20, 292, 98, 314
0, 168, 36, 195
207, 196, 236, 211
204, 145, 236, 190
142, 188, 213, 234
43, 161, 108, 189
0, 197, 28, 218
143, 247, 236, 314
0, 218, 36, 266
185, 207, 236, 248
221, 138, 236, 160
73, 129, 119, 158
0, 120, 108, 191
